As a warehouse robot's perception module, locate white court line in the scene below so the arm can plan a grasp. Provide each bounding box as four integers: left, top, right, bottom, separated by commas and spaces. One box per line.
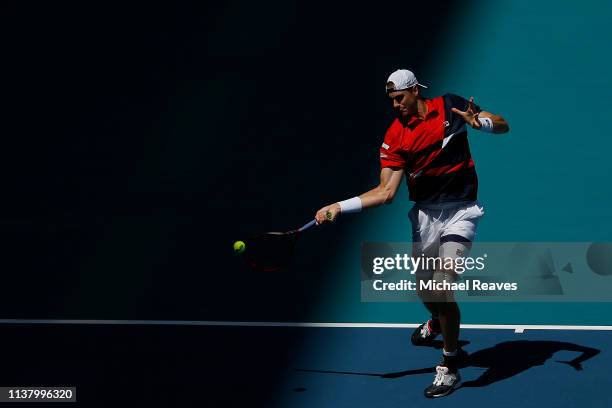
0, 320, 611, 331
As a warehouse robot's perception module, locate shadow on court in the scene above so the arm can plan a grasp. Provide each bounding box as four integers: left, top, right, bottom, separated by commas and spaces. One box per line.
458, 340, 600, 387
297, 340, 600, 388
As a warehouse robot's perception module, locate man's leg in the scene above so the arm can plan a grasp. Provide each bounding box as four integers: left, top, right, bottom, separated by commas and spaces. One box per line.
438, 303, 461, 358
436, 203, 483, 359
433, 270, 460, 371
422, 250, 463, 398
412, 242, 443, 345
409, 205, 444, 345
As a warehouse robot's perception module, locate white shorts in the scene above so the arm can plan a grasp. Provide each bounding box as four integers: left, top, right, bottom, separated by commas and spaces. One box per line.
408, 201, 485, 260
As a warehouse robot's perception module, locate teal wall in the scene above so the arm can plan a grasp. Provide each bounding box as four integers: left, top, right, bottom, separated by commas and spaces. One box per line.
314, 0, 612, 325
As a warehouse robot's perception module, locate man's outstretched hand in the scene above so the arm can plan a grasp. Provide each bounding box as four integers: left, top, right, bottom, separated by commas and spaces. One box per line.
451, 96, 482, 129
315, 203, 341, 225
556, 360, 583, 371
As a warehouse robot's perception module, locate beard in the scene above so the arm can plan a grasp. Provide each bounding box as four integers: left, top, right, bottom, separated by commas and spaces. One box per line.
396, 108, 413, 120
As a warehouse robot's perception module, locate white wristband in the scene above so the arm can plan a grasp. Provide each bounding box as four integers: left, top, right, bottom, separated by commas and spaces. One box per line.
478, 116, 494, 132
338, 197, 362, 213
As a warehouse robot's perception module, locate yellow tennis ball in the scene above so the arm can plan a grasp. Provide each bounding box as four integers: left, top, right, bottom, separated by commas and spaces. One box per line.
233, 240, 246, 254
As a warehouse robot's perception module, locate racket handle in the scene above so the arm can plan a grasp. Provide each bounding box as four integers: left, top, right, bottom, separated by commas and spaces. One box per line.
298, 219, 317, 232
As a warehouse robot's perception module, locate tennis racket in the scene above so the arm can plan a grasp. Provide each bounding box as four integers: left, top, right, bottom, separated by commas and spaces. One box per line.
242, 212, 331, 272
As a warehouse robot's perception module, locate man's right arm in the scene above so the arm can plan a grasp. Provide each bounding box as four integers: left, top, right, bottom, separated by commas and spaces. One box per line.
315, 167, 405, 224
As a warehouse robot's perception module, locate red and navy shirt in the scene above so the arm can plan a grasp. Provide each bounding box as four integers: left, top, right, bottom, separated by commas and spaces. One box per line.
380, 94, 480, 204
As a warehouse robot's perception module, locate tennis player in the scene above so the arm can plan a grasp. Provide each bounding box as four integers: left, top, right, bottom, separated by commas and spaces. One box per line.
314, 69, 509, 398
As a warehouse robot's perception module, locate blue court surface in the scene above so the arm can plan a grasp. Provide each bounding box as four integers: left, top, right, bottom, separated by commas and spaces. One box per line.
2, 321, 609, 407
273, 325, 610, 407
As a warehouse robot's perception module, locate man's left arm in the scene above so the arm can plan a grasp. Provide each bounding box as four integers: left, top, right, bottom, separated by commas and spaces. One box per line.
451, 96, 510, 134
476, 110, 510, 133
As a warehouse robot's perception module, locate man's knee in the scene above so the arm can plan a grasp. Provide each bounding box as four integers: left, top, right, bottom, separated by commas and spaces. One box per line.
417, 288, 455, 303
417, 268, 457, 302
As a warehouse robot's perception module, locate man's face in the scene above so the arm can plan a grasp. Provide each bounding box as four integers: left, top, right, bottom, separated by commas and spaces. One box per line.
387, 87, 419, 118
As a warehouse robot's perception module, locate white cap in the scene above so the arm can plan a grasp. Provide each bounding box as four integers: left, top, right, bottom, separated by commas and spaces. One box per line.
386, 69, 428, 93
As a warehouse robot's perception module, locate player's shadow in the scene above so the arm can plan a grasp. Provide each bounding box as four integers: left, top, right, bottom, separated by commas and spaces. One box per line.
456, 340, 600, 387
297, 340, 600, 388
